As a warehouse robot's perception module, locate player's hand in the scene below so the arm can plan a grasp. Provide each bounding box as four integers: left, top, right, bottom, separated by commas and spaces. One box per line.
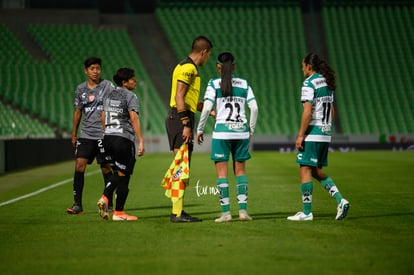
295, 135, 304, 150
71, 136, 77, 148
196, 133, 204, 145
137, 142, 145, 156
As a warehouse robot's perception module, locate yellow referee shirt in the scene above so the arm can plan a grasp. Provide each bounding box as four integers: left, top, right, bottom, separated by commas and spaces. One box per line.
169, 57, 200, 113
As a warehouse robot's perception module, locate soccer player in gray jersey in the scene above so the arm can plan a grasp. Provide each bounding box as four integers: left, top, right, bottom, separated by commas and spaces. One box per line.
287, 52, 350, 221
66, 57, 115, 215
196, 52, 258, 222
97, 67, 144, 221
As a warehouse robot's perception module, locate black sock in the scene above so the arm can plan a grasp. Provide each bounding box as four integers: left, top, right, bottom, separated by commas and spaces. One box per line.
73, 171, 84, 207
115, 175, 130, 212
103, 174, 119, 201
103, 171, 114, 206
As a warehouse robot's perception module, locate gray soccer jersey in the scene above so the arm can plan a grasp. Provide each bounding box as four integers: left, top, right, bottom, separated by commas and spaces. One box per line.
74, 79, 114, 139
204, 76, 256, 140
301, 73, 334, 142
103, 87, 140, 142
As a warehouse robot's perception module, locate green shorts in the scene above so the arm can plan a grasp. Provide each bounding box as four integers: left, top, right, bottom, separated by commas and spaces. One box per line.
296, 141, 329, 167
211, 138, 251, 162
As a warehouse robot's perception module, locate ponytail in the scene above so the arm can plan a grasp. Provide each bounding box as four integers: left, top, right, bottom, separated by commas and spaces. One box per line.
303, 52, 336, 90
217, 52, 235, 97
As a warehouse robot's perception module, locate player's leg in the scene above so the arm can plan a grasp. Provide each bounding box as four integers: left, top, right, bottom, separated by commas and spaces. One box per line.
98, 137, 114, 210
233, 139, 252, 221
212, 139, 232, 222
288, 141, 315, 221
215, 162, 232, 222
108, 137, 137, 221
67, 138, 93, 214
312, 143, 350, 220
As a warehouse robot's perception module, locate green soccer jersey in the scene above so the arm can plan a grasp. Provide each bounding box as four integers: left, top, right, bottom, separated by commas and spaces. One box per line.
301, 73, 334, 142
203, 76, 256, 140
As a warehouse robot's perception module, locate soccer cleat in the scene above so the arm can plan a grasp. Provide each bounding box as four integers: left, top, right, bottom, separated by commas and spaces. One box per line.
97, 195, 109, 220
287, 211, 313, 221
239, 210, 253, 221
112, 211, 138, 221
170, 211, 202, 223
336, 199, 350, 220
66, 204, 83, 214
215, 211, 232, 223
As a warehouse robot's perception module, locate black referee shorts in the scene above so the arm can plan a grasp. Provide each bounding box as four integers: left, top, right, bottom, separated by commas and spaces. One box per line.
165, 107, 194, 152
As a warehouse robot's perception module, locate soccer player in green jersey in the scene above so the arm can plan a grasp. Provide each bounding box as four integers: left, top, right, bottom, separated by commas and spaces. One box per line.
197, 52, 258, 222
288, 52, 350, 221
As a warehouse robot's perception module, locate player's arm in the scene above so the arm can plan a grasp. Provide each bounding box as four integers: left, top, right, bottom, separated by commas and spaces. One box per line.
296, 101, 312, 150
196, 100, 214, 145
130, 110, 145, 156
101, 111, 106, 130
71, 108, 82, 147
248, 99, 258, 135
197, 101, 216, 117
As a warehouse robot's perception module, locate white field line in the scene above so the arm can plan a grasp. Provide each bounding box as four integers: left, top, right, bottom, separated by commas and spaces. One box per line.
0, 169, 101, 207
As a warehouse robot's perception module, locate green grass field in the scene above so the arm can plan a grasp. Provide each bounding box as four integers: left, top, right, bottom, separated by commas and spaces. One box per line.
0, 151, 413, 274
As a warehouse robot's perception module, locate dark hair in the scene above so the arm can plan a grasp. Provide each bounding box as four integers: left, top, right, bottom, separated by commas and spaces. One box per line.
84, 57, 102, 68
217, 52, 235, 97
192, 35, 213, 53
303, 52, 336, 91
113, 68, 135, 86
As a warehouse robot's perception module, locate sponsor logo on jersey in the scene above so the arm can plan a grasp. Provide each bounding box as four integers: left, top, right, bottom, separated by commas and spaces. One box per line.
227, 122, 245, 130
321, 125, 331, 133
84, 106, 97, 112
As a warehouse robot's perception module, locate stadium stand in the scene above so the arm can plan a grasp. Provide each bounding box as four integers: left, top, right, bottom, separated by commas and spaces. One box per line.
0, 23, 167, 138
1, 2, 413, 140
156, 4, 307, 135
322, 5, 414, 135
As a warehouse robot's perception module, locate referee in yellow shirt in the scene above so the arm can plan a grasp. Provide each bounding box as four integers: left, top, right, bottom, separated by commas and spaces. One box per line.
165, 35, 213, 222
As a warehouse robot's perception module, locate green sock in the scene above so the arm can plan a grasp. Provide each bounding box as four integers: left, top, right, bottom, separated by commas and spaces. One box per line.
321, 177, 342, 204
236, 175, 248, 210
301, 181, 313, 215
217, 178, 230, 213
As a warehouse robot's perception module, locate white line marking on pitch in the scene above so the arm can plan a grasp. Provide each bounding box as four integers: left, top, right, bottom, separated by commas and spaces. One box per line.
0, 169, 101, 207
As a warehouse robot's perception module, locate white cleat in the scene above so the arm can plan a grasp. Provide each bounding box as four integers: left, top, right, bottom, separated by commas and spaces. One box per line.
215, 211, 232, 223
239, 210, 253, 221
287, 211, 313, 221
336, 199, 350, 220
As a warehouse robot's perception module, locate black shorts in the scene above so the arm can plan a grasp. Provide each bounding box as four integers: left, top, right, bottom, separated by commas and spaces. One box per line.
165, 107, 194, 152
103, 135, 136, 175
75, 138, 107, 165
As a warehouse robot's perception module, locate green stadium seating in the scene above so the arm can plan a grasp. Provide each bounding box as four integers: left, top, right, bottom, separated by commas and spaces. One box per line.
1, 4, 413, 139
156, 5, 307, 135
322, 6, 414, 134
0, 101, 55, 138
0, 23, 167, 137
